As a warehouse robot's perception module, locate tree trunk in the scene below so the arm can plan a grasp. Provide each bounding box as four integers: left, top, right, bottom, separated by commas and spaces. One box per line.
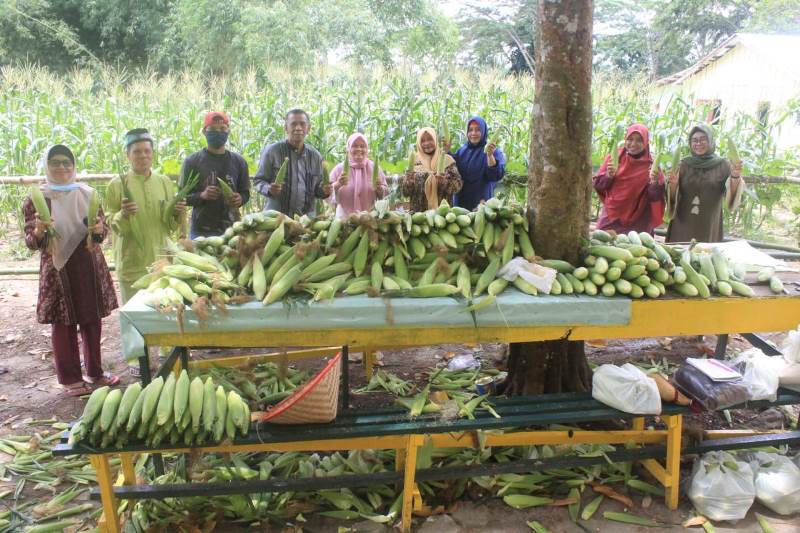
508, 0, 594, 396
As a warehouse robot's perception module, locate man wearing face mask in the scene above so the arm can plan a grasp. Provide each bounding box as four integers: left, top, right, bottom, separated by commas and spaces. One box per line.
181, 111, 250, 238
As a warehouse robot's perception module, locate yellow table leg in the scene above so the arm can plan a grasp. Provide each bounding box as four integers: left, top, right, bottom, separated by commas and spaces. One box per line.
664, 414, 682, 510
91, 454, 122, 533
121, 453, 136, 485
632, 417, 645, 431
364, 347, 375, 379
401, 435, 423, 533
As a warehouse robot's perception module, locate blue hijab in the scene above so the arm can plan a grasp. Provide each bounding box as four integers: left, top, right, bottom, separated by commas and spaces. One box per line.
453, 116, 506, 210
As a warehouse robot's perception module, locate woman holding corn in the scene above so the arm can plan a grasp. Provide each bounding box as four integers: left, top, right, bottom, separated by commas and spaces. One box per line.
593, 124, 665, 235
445, 116, 506, 210
666, 124, 744, 243
329, 132, 388, 218
23, 145, 119, 397
402, 127, 462, 212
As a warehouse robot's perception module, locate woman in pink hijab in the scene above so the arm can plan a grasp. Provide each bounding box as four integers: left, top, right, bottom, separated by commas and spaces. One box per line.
329, 133, 388, 218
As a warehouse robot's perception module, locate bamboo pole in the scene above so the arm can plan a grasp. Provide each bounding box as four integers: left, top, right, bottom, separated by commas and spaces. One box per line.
0, 174, 116, 185
0, 174, 179, 185
652, 228, 800, 254
0, 265, 115, 275
503, 173, 800, 186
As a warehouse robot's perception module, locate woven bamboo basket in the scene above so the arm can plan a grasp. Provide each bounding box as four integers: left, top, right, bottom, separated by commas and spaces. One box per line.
259, 352, 341, 424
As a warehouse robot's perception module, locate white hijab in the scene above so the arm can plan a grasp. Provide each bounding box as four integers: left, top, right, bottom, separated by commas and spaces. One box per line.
38, 145, 94, 270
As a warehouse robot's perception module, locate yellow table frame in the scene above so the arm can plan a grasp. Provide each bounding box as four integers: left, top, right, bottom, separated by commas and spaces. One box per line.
89, 416, 681, 533
90, 294, 799, 532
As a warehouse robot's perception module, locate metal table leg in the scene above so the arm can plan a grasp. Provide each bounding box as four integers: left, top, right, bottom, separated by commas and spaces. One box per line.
714, 334, 728, 359
340, 345, 350, 413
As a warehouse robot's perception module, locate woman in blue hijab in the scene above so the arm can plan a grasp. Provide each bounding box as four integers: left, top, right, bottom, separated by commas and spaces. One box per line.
448, 116, 506, 210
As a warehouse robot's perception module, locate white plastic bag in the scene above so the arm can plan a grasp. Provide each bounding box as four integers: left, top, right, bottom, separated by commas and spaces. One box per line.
730, 348, 783, 402
746, 452, 800, 515
591, 363, 661, 414
688, 451, 755, 522
497, 257, 557, 294
779, 363, 800, 388
782, 325, 800, 364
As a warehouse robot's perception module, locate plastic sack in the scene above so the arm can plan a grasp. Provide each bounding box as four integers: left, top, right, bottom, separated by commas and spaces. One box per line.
730, 349, 783, 402
674, 364, 749, 411
447, 354, 480, 371
782, 324, 800, 364
688, 451, 755, 522
779, 362, 800, 388
745, 451, 800, 515
591, 363, 661, 414
497, 257, 558, 294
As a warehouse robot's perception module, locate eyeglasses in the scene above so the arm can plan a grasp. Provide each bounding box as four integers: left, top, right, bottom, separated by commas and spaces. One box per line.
690, 137, 709, 145
48, 159, 74, 168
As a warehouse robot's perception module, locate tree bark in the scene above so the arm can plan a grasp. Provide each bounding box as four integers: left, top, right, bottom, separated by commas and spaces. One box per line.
508, 0, 594, 396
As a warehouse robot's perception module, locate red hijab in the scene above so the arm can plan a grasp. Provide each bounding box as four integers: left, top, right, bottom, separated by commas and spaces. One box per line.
596, 124, 665, 230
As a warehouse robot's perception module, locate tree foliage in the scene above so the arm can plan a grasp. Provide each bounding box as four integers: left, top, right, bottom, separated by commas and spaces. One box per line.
0, 0, 794, 76
746, 0, 800, 33
594, 0, 753, 79
0, 0, 459, 72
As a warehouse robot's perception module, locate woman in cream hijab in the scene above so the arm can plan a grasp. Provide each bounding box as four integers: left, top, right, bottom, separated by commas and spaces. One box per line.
402, 127, 462, 212
23, 144, 119, 397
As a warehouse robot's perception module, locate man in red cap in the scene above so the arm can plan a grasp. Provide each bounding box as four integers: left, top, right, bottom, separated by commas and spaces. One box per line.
180, 111, 250, 238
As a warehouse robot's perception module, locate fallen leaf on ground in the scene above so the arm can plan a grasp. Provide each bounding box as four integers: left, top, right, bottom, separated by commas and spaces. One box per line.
682, 516, 708, 527
549, 497, 579, 506
586, 339, 607, 347
413, 504, 446, 517
589, 482, 634, 508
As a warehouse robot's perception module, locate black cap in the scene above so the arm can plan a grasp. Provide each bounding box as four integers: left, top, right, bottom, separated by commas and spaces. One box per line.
125, 128, 153, 148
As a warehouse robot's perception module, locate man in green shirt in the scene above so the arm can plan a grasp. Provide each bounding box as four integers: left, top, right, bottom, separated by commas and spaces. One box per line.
107, 129, 186, 304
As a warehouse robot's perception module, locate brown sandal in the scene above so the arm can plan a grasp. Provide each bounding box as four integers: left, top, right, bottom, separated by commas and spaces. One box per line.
64, 383, 93, 397
86, 372, 121, 387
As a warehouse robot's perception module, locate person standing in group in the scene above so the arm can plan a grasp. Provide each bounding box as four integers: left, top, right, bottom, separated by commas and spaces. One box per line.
329, 132, 388, 218
446, 116, 505, 210
253, 109, 332, 217
402, 127, 462, 212
593, 124, 665, 235
181, 111, 250, 238
666, 124, 744, 243
23, 145, 119, 396
106, 129, 185, 376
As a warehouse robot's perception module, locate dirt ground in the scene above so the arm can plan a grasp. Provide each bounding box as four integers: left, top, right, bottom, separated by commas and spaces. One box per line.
1, 265, 800, 531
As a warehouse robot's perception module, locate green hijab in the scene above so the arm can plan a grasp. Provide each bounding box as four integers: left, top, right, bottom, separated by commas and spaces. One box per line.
684, 124, 725, 170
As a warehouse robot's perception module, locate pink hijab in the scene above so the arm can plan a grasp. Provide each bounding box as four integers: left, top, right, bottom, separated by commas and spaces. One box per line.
330, 133, 387, 218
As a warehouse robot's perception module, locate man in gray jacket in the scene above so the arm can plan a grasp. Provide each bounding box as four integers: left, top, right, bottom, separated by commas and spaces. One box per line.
253, 109, 332, 216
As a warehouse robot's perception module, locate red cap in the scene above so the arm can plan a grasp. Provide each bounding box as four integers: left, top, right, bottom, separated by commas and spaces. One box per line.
203, 111, 230, 129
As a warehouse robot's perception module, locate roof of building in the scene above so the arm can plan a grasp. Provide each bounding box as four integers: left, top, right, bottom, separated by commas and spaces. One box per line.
655, 33, 800, 86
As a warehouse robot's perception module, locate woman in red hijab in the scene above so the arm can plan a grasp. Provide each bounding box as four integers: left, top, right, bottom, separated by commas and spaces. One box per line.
594, 124, 665, 234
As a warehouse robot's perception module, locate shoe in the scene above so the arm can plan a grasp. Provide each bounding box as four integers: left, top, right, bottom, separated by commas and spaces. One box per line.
64, 382, 93, 397
86, 372, 121, 386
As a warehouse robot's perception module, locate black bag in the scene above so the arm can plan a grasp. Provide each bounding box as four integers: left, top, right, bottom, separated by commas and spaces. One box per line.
674, 364, 750, 411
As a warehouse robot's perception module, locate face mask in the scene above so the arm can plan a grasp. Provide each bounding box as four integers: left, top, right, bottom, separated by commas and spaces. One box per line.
205, 130, 229, 149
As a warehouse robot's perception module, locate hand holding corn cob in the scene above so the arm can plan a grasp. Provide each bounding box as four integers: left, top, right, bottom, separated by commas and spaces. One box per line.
200, 184, 221, 201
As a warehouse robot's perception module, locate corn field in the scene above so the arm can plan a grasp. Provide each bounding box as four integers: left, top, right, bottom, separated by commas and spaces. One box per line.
1, 64, 799, 249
